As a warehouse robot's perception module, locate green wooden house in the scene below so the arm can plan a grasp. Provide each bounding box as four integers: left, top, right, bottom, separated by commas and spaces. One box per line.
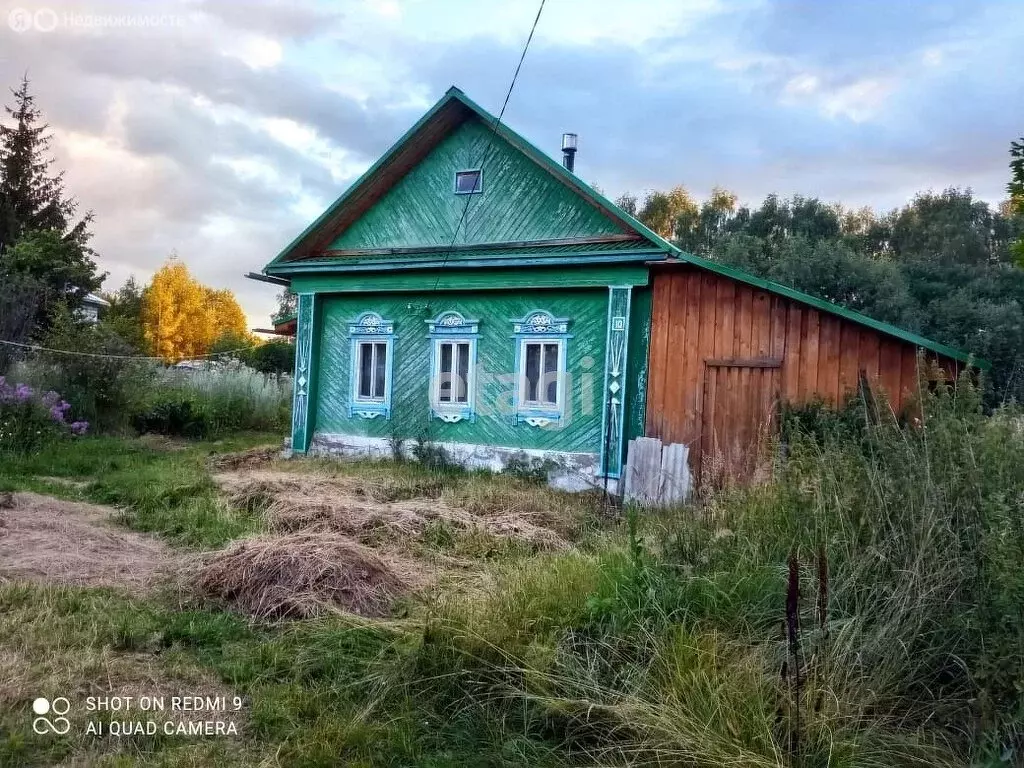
255, 86, 982, 492
258, 86, 675, 491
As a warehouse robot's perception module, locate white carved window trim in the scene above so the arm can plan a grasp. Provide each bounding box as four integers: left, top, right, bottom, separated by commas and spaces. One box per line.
510, 310, 571, 427
347, 312, 394, 420
426, 311, 479, 423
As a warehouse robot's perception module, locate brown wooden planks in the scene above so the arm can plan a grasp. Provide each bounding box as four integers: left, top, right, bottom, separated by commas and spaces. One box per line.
645, 268, 964, 486
816, 315, 841, 403
664, 271, 691, 442
858, 328, 881, 390
781, 303, 803, 403
681, 271, 702, 442
879, 339, 904, 412
838, 322, 861, 400
645, 274, 672, 438
799, 308, 820, 404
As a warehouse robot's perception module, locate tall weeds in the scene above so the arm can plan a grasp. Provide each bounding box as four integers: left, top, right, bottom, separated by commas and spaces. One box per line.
381, 376, 1023, 766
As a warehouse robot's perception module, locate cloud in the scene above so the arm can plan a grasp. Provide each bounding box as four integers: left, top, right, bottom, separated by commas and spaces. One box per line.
0, 0, 1018, 328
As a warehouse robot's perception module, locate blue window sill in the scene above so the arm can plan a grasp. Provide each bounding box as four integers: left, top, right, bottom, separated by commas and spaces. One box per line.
350, 401, 390, 419
431, 406, 474, 423
513, 409, 562, 427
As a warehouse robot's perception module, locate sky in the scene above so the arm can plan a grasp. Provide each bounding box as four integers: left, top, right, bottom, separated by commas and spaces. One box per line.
0, 0, 1020, 327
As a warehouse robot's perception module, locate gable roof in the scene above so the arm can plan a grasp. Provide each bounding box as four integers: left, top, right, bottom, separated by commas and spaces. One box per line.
263, 86, 678, 273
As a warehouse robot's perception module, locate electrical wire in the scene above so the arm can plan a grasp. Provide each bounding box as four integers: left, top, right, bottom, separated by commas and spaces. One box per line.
429, 0, 547, 293
0, 338, 262, 362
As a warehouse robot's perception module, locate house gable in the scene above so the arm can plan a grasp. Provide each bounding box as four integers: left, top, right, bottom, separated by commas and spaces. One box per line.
328, 118, 628, 250
263, 87, 675, 273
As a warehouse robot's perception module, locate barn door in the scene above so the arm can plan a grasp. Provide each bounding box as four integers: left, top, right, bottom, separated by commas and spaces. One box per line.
699, 359, 781, 486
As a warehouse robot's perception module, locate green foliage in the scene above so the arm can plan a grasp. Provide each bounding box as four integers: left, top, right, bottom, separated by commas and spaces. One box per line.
0, 77, 100, 331
629, 185, 1024, 407
0, 230, 101, 327
22, 307, 154, 432
0, 433, 270, 547
2, 400, 1023, 766
134, 367, 291, 438
0, 396, 63, 453
243, 339, 295, 375
501, 451, 559, 483
1010, 137, 1024, 267
100, 275, 148, 352
132, 390, 212, 438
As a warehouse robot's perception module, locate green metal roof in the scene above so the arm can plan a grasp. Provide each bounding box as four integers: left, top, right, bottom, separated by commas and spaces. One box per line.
662, 251, 989, 369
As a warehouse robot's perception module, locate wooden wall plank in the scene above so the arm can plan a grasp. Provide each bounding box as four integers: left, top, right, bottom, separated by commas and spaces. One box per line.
859, 328, 881, 389
716, 276, 736, 360
879, 339, 904, 412
645, 273, 672, 438
663, 271, 689, 442
752, 290, 772, 358
799, 309, 819, 404
838, 321, 861, 401
781, 303, 802, 403
900, 347, 920, 411
681, 271, 702, 442
817, 315, 841, 403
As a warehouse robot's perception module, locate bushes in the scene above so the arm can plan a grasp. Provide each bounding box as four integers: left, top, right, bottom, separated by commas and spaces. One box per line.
374, 377, 1024, 766
132, 365, 291, 438
0, 378, 88, 453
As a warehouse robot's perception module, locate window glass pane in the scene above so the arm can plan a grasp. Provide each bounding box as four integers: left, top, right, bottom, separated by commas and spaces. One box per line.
358, 343, 372, 398
524, 343, 540, 402
373, 342, 387, 399
455, 170, 481, 193
543, 343, 559, 374
456, 343, 470, 403
543, 343, 559, 405
438, 342, 452, 402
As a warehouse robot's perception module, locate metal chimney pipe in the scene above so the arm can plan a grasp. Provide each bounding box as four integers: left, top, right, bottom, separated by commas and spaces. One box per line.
561, 132, 578, 172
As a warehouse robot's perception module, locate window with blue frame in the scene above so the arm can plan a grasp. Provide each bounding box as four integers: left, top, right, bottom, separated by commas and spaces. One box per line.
426, 311, 479, 422
348, 312, 394, 419
511, 311, 571, 427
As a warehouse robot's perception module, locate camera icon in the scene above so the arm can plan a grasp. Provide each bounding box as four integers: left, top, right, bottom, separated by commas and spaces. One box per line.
32, 697, 71, 735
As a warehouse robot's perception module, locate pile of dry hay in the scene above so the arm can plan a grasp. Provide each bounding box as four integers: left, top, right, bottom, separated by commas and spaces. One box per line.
215, 469, 569, 551
194, 459, 581, 621
194, 532, 409, 620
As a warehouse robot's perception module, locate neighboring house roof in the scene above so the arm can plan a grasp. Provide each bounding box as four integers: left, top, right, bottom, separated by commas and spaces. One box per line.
82, 293, 110, 308
259, 85, 986, 369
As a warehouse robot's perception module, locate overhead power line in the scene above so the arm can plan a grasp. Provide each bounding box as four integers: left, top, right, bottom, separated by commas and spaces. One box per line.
430, 0, 547, 292
0, 338, 261, 362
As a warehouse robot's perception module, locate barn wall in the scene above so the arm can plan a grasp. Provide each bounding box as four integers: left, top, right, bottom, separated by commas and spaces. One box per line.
645, 267, 958, 475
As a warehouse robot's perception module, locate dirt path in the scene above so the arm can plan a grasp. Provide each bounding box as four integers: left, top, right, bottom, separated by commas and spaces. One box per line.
0, 492, 174, 592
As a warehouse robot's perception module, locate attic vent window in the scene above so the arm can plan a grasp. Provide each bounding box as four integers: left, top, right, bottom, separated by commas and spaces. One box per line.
454, 169, 482, 195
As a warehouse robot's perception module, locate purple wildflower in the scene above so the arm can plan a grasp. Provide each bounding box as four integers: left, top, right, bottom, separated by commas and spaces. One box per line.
14, 384, 32, 402
49, 405, 66, 423
41, 390, 60, 408
70, 421, 89, 436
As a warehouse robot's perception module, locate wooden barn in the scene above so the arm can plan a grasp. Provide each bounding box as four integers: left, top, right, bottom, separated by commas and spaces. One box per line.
252, 86, 984, 493
643, 257, 976, 486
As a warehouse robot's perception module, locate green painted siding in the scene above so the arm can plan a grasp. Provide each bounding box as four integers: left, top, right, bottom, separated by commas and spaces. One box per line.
329, 120, 625, 250
625, 286, 652, 447
291, 265, 649, 295
313, 289, 608, 454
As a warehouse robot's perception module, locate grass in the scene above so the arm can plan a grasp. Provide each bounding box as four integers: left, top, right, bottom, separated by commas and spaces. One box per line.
0, 379, 1022, 766
0, 433, 274, 548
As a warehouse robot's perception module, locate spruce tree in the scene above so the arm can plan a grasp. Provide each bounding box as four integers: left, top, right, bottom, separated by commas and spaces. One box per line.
0, 75, 101, 327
